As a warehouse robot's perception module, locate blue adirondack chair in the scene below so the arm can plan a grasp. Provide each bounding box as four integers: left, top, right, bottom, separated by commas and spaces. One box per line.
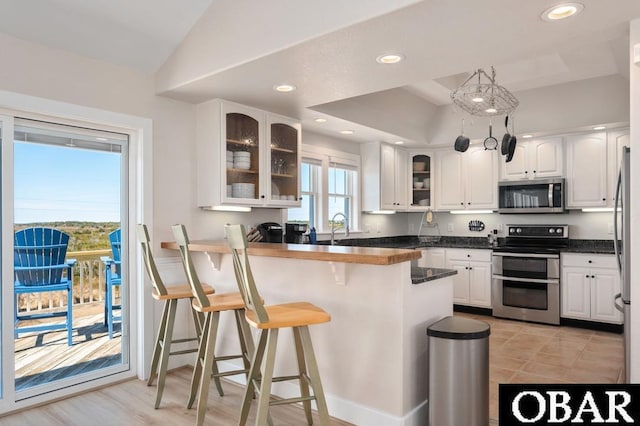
14, 227, 75, 346
101, 228, 122, 339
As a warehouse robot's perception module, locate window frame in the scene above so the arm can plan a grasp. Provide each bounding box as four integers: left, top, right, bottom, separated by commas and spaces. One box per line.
286, 145, 360, 234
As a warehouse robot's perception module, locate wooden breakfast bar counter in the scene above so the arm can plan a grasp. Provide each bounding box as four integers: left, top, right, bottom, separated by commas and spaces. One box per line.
160, 240, 453, 426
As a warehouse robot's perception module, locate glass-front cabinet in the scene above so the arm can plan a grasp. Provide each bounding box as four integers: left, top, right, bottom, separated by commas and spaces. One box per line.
196, 99, 301, 208
224, 109, 261, 203
408, 151, 434, 210
267, 115, 301, 206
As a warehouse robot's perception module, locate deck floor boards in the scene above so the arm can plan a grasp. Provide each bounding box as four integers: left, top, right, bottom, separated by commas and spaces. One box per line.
14, 302, 122, 390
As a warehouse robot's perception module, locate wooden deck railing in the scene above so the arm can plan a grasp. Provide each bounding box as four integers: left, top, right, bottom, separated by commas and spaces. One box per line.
17, 249, 112, 313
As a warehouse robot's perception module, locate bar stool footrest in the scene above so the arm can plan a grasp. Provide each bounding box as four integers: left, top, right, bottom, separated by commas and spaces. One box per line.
213, 368, 249, 378
271, 374, 302, 383
171, 337, 199, 344
270, 396, 316, 407
169, 348, 199, 356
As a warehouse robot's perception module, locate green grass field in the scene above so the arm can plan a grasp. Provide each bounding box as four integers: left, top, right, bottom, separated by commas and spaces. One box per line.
15, 222, 120, 252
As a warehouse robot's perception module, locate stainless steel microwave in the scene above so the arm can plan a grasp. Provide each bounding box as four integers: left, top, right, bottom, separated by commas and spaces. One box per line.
498, 178, 565, 213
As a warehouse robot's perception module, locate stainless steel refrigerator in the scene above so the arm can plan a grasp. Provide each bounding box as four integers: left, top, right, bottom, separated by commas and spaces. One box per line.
614, 146, 631, 383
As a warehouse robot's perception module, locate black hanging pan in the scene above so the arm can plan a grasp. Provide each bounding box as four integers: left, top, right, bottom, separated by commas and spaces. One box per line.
454, 118, 470, 152
501, 115, 511, 155
483, 120, 498, 150
505, 116, 518, 163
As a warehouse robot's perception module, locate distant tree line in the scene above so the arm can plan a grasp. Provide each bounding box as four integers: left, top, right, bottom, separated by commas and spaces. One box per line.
14, 221, 120, 251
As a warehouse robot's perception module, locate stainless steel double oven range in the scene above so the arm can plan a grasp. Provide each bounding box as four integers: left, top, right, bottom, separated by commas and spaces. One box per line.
492, 225, 569, 325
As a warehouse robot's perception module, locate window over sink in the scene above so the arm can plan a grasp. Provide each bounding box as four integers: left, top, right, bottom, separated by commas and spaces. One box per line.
286, 145, 360, 233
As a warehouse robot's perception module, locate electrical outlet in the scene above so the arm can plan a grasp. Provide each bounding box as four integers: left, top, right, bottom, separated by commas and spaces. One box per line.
496, 223, 503, 233
608, 222, 614, 235
447, 223, 454, 232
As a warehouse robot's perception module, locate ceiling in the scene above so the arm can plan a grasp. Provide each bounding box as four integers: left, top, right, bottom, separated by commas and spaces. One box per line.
1, 0, 639, 145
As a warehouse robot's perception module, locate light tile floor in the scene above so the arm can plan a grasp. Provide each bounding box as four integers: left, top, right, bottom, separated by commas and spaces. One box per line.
455, 313, 624, 423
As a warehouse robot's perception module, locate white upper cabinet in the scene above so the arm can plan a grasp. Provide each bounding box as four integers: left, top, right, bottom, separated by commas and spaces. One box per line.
435, 150, 464, 210
361, 142, 409, 211
500, 137, 563, 180
408, 151, 434, 210
565, 132, 608, 208
196, 99, 301, 209
267, 114, 302, 206
435, 147, 498, 211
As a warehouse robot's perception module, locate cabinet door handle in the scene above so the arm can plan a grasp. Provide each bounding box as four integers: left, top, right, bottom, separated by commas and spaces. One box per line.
591, 275, 595, 279
525, 171, 528, 174
261, 195, 265, 199
533, 170, 537, 174
588, 260, 592, 263
585, 275, 590, 278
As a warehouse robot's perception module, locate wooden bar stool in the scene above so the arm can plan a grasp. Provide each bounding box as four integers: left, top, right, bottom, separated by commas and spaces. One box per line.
225, 224, 332, 426
138, 224, 214, 408
171, 224, 254, 426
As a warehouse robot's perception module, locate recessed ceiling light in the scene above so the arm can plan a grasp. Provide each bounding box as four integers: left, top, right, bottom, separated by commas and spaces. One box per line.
471, 96, 484, 103
96, 137, 108, 141
541, 3, 584, 21
522, 134, 533, 139
273, 84, 296, 92
593, 126, 606, 130
314, 118, 327, 123
376, 54, 404, 64
340, 130, 355, 135
485, 107, 497, 114
394, 141, 404, 145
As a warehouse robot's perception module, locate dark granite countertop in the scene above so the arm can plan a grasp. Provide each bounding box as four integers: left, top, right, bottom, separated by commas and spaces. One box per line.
563, 239, 615, 254
411, 265, 457, 284
325, 235, 494, 250
321, 235, 616, 254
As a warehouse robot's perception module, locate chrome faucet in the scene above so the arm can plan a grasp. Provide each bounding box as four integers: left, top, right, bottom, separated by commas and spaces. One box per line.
330, 212, 349, 245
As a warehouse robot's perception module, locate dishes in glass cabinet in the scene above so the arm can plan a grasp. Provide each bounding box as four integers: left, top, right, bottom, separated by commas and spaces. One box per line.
231, 183, 255, 198
233, 151, 251, 170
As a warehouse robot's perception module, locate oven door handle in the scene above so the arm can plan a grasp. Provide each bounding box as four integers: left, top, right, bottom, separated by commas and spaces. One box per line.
493, 275, 559, 285
492, 252, 559, 259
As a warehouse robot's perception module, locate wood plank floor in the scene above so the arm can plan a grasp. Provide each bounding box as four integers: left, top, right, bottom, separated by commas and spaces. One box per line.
2, 367, 353, 425
15, 302, 122, 390
5, 310, 623, 424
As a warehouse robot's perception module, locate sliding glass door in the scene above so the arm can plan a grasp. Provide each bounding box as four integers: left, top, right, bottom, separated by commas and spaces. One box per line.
2, 117, 132, 402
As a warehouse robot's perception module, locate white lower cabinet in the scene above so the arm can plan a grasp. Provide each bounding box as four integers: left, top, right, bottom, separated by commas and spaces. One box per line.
561, 253, 622, 324
445, 249, 492, 308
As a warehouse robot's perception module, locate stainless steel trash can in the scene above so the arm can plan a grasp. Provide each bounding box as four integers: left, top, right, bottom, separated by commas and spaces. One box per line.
427, 316, 490, 426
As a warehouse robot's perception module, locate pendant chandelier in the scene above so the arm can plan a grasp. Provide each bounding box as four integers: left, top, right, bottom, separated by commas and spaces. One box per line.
450, 67, 519, 116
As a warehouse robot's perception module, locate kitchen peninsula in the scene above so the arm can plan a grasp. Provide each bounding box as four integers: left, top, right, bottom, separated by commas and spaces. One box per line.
161, 240, 454, 426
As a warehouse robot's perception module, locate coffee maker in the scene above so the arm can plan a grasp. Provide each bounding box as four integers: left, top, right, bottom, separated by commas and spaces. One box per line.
257, 222, 283, 243
285, 223, 308, 244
